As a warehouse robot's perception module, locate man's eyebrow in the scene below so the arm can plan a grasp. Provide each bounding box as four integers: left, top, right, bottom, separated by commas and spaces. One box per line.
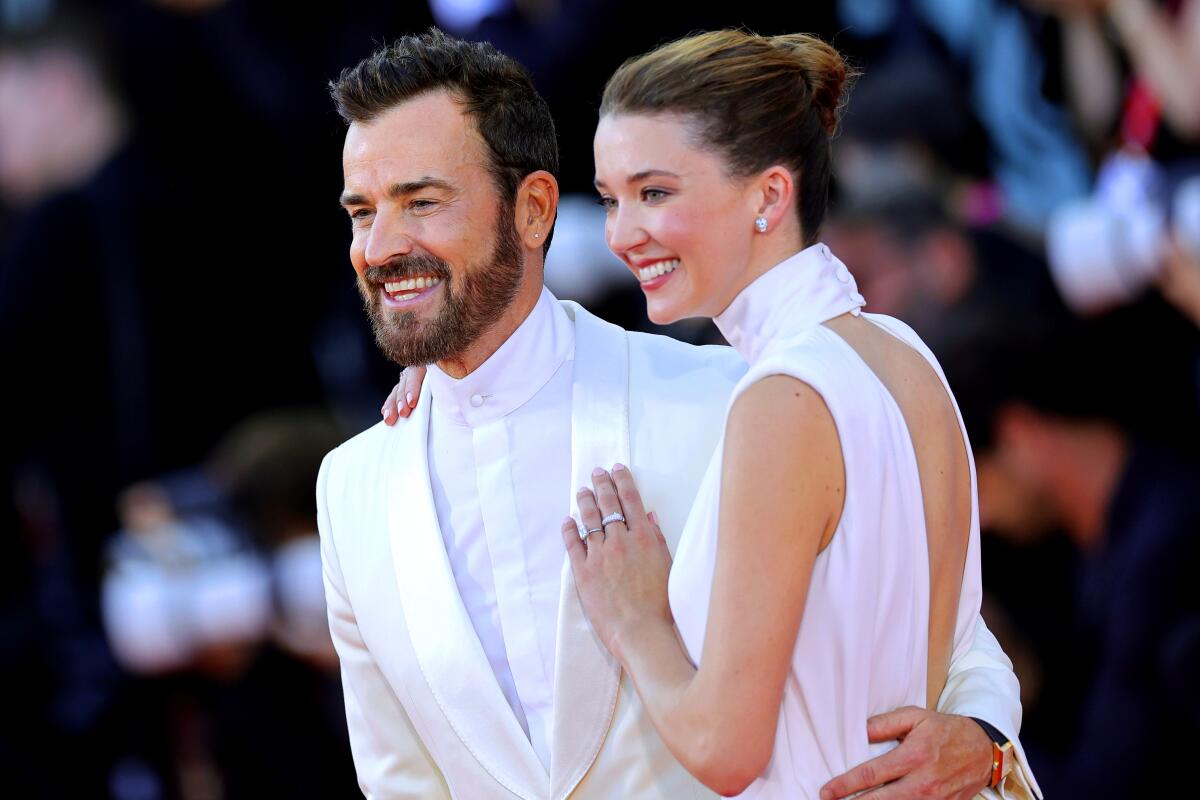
339, 177, 456, 208
387, 177, 455, 198
593, 169, 681, 189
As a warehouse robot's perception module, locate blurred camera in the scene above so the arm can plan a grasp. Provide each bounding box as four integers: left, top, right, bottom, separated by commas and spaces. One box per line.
101, 466, 333, 676
1047, 171, 1200, 315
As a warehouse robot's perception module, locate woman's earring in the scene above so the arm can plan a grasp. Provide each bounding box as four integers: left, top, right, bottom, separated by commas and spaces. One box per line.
754, 216, 768, 233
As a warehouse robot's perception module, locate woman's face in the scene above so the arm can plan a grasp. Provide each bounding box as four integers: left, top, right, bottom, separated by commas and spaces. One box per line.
593, 113, 760, 324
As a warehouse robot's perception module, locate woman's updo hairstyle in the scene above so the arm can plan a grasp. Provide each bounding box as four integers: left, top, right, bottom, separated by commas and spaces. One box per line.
600, 30, 856, 245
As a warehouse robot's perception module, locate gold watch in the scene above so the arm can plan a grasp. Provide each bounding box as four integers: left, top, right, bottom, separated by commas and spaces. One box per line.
970, 717, 1014, 788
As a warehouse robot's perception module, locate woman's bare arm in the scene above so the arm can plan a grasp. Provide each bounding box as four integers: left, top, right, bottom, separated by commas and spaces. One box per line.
563, 375, 842, 796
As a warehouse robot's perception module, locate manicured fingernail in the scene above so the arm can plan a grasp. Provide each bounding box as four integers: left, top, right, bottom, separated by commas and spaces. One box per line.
406, 392, 415, 407
612, 463, 627, 472
577, 487, 590, 495
563, 516, 575, 527
648, 511, 658, 524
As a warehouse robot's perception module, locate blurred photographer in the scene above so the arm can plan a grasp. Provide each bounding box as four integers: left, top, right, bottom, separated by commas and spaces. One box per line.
1032, 0, 1200, 315
1027, 0, 1200, 149
947, 295, 1200, 798
101, 410, 356, 798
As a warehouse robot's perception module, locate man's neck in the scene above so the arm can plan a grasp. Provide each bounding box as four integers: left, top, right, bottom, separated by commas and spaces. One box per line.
435, 283, 542, 379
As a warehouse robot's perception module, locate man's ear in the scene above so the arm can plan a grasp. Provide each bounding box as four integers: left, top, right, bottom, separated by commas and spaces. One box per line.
516, 170, 559, 250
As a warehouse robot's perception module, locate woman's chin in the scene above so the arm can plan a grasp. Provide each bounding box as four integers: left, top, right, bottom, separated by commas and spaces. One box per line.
646, 301, 686, 327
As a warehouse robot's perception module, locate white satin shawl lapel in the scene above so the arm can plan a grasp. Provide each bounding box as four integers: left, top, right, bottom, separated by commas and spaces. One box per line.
386, 378, 549, 799
550, 302, 629, 799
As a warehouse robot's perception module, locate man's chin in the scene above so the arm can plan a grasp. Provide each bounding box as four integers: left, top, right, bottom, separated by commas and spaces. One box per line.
373, 318, 464, 368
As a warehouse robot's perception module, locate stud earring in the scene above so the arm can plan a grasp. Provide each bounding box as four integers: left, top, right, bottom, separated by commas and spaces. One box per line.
754, 216, 768, 233
534, 232, 541, 239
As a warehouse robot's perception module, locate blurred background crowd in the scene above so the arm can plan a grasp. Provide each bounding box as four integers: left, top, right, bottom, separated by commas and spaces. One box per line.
1, 0, 1197, 797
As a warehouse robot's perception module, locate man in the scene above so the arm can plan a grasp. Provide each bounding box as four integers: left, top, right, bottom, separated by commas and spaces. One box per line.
946, 306, 1200, 799
319, 29, 1040, 799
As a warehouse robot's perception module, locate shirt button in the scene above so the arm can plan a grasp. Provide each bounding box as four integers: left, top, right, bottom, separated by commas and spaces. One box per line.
469, 394, 485, 408
835, 264, 852, 283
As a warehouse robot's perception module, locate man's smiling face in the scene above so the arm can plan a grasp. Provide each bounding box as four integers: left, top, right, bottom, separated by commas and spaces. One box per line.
340, 89, 523, 367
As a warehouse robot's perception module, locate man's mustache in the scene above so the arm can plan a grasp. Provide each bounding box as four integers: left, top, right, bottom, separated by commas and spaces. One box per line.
363, 255, 452, 283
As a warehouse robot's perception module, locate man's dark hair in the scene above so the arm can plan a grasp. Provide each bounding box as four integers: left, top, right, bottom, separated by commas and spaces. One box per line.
330, 28, 558, 252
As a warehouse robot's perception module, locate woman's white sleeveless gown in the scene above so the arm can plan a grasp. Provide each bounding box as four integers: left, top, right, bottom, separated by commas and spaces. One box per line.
667, 243, 985, 799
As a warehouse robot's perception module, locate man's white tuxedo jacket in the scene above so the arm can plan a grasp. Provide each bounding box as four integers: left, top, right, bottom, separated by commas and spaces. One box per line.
318, 302, 1034, 799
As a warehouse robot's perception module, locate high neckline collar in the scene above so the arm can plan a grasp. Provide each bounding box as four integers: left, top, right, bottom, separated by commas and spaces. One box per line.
426, 286, 574, 427
714, 242, 865, 365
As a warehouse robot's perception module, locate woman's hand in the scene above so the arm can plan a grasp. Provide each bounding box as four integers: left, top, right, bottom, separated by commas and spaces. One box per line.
561, 464, 675, 662
381, 366, 427, 424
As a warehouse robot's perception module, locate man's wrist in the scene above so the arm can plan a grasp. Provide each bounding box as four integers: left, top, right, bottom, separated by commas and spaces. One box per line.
969, 717, 1015, 789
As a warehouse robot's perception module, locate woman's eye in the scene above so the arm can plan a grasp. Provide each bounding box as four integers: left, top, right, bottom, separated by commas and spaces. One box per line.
642, 188, 669, 202
596, 195, 617, 211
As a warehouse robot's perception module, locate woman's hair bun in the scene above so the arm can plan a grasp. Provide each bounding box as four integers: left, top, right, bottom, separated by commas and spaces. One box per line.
770, 33, 854, 136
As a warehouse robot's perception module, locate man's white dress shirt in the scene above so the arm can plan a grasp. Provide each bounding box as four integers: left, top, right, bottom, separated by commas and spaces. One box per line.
425, 287, 573, 770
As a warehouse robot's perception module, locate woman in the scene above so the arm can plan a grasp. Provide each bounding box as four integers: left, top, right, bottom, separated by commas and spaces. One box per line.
386, 31, 993, 799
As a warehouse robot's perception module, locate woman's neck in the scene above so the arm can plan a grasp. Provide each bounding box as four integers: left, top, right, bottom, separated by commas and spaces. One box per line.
714, 228, 808, 318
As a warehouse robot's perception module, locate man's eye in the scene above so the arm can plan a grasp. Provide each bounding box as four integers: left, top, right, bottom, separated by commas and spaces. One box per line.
410, 199, 437, 210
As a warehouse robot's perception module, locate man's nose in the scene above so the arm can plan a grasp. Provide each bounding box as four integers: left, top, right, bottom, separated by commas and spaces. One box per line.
363, 209, 415, 267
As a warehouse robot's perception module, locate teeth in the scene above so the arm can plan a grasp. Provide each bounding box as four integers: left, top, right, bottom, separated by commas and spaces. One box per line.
383, 277, 441, 296
637, 259, 680, 281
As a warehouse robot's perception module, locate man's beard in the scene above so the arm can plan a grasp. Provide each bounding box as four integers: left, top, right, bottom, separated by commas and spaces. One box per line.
358, 213, 524, 367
